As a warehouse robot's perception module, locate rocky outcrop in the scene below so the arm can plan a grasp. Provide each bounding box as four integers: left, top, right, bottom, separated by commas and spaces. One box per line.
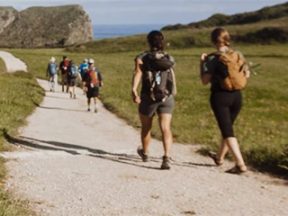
0, 5, 93, 48
0, 7, 17, 34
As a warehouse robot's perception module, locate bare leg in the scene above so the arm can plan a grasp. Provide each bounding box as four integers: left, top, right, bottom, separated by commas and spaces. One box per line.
158, 113, 173, 157
68, 85, 73, 98
73, 86, 76, 98
93, 97, 97, 112
139, 114, 153, 154
61, 75, 64, 92
87, 98, 91, 111
217, 139, 229, 163
226, 137, 247, 171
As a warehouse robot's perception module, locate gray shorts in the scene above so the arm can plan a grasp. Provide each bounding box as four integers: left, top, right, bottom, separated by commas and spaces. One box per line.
139, 94, 175, 117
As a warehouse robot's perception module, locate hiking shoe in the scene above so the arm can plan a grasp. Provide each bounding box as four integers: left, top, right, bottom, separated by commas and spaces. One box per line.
208, 151, 223, 166
137, 148, 148, 162
161, 156, 171, 170
225, 165, 247, 175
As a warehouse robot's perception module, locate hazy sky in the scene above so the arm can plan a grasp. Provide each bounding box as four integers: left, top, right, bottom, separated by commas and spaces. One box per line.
0, 0, 287, 25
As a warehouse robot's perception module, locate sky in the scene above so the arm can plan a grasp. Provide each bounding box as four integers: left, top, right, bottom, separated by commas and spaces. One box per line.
0, 0, 287, 25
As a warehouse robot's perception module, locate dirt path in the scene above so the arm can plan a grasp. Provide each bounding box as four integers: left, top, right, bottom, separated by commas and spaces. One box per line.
0, 51, 27, 72
0, 53, 287, 216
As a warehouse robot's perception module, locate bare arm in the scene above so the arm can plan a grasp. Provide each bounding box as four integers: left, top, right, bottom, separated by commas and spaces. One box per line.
200, 53, 212, 85
131, 58, 143, 104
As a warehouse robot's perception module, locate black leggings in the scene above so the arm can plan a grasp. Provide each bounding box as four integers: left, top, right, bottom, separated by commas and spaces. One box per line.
210, 91, 242, 138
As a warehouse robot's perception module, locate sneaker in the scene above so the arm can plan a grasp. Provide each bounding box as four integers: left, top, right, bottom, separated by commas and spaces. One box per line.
69, 92, 72, 98
87, 108, 91, 112
94, 108, 98, 113
161, 156, 171, 170
137, 148, 148, 162
73, 94, 76, 99
225, 165, 247, 175
208, 151, 223, 166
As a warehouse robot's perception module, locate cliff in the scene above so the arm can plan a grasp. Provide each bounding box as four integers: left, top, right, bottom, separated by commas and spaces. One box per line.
0, 5, 93, 48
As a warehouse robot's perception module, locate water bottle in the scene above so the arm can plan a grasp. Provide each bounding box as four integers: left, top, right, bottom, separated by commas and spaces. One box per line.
156, 72, 161, 85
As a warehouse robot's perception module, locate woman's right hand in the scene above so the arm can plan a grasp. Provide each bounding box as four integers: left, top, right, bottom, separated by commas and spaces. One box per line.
132, 91, 141, 104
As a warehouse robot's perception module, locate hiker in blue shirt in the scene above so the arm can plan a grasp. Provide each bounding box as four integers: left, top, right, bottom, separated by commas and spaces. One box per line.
79, 58, 89, 79
67, 60, 80, 99
46, 57, 58, 92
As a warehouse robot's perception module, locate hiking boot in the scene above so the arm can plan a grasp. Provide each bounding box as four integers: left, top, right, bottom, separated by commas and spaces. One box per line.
161, 156, 171, 170
137, 148, 148, 162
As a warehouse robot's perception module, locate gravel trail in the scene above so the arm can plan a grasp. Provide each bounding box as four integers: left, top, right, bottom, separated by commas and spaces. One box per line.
0, 53, 287, 216
0, 51, 27, 72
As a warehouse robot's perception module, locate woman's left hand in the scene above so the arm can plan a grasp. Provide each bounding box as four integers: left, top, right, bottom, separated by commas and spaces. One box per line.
200, 53, 208, 61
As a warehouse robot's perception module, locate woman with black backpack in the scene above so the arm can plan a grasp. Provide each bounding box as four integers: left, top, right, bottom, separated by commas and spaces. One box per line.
200, 27, 250, 174
131, 30, 176, 170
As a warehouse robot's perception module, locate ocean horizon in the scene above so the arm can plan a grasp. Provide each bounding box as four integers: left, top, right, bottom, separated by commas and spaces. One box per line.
93, 24, 165, 39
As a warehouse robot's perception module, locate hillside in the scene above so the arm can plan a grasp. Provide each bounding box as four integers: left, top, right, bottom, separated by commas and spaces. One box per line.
0, 5, 93, 48
64, 2, 288, 54
162, 2, 288, 30
67, 15, 288, 54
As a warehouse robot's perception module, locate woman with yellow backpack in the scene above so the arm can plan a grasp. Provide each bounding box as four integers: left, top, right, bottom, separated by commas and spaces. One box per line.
200, 27, 250, 174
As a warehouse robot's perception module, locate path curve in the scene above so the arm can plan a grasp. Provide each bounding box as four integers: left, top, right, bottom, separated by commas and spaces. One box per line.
0, 50, 27, 72
0, 53, 287, 216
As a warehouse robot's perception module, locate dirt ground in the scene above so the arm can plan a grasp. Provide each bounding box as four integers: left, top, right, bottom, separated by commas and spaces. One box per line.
0, 53, 287, 216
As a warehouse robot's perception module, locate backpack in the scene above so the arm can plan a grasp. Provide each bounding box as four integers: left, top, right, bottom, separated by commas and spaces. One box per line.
142, 51, 175, 102
60, 60, 69, 73
87, 69, 99, 87
79, 63, 88, 77
69, 64, 78, 78
48, 63, 57, 76
216, 49, 247, 91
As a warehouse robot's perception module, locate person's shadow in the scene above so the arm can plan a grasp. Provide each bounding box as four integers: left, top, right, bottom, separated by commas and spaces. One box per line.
2, 129, 214, 170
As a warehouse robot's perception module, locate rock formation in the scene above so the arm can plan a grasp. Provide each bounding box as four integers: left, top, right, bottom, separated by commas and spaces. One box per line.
0, 5, 93, 48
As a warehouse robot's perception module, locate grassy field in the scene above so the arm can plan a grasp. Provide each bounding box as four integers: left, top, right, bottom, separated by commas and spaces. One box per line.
0, 57, 42, 215
8, 43, 288, 176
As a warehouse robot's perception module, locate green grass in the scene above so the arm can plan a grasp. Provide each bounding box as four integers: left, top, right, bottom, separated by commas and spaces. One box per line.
8, 44, 288, 176
0, 60, 43, 215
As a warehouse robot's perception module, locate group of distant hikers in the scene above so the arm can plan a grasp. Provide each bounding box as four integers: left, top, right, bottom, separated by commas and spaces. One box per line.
47, 56, 103, 112
47, 27, 250, 173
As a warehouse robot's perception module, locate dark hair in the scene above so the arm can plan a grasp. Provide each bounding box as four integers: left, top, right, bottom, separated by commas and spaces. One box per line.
63, 55, 67, 59
211, 27, 230, 46
147, 30, 164, 51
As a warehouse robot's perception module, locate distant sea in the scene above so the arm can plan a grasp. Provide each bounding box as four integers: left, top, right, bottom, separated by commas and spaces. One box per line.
93, 24, 165, 39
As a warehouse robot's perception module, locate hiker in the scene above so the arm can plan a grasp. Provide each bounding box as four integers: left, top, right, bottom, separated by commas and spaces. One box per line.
59, 55, 69, 93
200, 27, 250, 174
82, 58, 103, 112
79, 58, 89, 80
46, 56, 58, 92
67, 60, 81, 99
132, 30, 177, 170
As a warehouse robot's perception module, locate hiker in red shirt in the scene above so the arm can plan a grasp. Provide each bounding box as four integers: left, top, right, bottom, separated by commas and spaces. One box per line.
59, 55, 70, 93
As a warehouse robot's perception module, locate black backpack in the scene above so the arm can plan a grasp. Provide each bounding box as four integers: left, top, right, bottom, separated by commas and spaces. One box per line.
142, 51, 175, 102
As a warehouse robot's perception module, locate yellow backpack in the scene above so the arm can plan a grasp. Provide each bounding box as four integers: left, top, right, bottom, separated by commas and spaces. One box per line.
217, 49, 247, 91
